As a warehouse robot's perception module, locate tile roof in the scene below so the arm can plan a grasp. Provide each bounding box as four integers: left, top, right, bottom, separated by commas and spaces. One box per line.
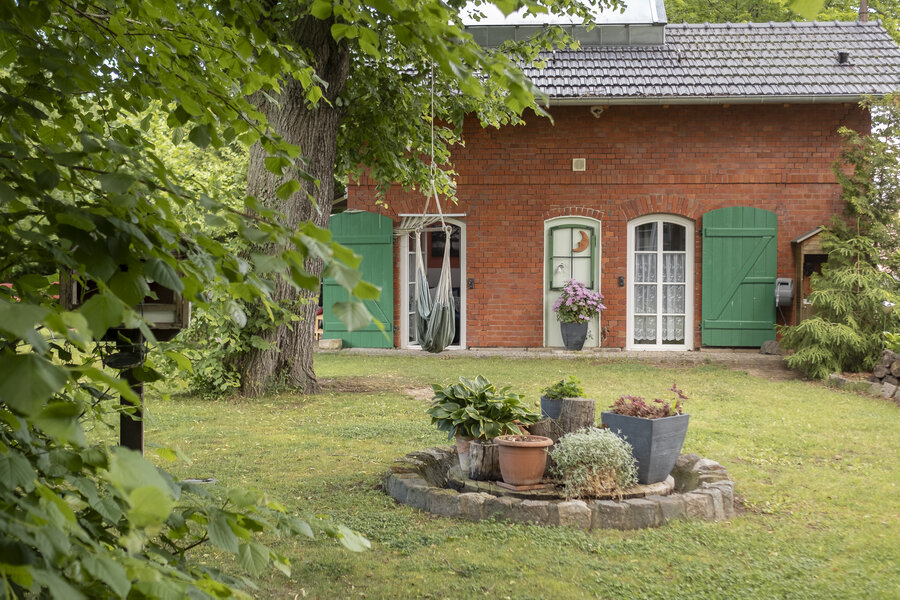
526, 21, 900, 103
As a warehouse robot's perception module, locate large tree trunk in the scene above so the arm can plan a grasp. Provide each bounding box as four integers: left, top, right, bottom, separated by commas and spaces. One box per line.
237, 16, 350, 397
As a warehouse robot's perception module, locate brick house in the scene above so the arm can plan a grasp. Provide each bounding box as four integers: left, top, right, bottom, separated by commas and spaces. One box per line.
332, 4, 900, 351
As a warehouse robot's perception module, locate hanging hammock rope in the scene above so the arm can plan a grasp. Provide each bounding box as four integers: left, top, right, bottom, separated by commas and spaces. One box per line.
412, 64, 456, 353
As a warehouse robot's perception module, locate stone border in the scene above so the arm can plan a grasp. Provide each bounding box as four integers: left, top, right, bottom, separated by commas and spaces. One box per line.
383, 448, 735, 530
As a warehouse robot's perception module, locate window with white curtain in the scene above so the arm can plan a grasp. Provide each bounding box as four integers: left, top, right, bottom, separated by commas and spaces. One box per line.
629, 217, 693, 349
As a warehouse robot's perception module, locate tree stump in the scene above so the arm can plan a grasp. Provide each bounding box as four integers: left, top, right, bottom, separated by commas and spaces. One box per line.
558, 397, 595, 436
468, 440, 501, 481
530, 398, 596, 477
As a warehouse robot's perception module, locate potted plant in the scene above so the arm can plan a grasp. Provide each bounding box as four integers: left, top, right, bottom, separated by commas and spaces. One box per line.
552, 279, 606, 351
426, 375, 541, 477
494, 434, 554, 486
540, 376, 585, 419
600, 384, 690, 485
549, 427, 638, 500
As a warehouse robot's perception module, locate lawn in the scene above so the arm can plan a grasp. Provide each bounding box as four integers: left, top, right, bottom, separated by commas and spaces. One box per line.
142, 353, 899, 599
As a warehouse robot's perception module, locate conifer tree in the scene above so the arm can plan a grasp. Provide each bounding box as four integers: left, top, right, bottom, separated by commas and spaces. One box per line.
780, 95, 900, 378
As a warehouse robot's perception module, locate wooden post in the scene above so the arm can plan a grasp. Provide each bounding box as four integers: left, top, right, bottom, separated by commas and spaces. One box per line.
121, 366, 144, 454
114, 335, 145, 454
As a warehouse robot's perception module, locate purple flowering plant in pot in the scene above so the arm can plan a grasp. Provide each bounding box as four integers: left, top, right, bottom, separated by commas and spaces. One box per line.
552, 279, 607, 351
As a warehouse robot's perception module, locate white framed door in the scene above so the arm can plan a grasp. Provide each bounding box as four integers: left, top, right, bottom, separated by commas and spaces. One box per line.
626, 215, 694, 350
398, 217, 466, 350
544, 217, 602, 348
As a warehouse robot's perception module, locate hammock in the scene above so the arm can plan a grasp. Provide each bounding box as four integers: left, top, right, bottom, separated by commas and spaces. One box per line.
410, 62, 455, 353
413, 224, 455, 353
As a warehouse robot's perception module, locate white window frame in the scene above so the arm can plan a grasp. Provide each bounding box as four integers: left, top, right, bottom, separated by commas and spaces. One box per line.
398, 216, 467, 350
626, 214, 695, 351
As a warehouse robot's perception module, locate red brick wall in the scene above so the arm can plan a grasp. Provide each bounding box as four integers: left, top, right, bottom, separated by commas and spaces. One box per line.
347, 103, 868, 349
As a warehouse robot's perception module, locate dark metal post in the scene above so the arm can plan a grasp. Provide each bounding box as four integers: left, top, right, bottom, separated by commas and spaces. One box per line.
114, 335, 145, 454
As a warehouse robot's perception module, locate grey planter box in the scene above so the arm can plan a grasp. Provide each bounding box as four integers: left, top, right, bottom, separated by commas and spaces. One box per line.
540, 395, 563, 419
601, 412, 690, 484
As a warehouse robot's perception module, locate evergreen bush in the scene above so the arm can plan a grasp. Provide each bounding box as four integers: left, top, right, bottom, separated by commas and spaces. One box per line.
780, 95, 900, 378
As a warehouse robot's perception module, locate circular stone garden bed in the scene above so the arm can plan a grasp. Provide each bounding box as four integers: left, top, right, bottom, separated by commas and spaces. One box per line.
383, 447, 735, 530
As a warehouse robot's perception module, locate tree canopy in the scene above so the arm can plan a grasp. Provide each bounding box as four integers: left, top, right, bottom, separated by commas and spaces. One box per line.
0, 0, 618, 595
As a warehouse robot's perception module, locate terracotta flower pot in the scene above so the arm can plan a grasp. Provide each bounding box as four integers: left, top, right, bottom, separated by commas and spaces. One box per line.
495, 435, 553, 485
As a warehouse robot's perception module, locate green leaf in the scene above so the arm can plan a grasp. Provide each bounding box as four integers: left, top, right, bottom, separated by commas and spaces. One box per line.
107, 447, 171, 496
32, 569, 85, 600
237, 542, 270, 575
81, 554, 131, 598
109, 270, 150, 307
127, 485, 174, 528
352, 280, 381, 301
98, 172, 135, 194
165, 350, 193, 373
224, 300, 247, 328
310, 0, 332, 19
264, 156, 290, 176
331, 301, 372, 332
207, 510, 240, 553
323, 261, 362, 291
0, 354, 68, 416
276, 179, 301, 200
0, 300, 49, 340
0, 452, 36, 493
34, 401, 86, 446
145, 258, 184, 293
56, 212, 96, 231
188, 124, 212, 149
79, 293, 127, 338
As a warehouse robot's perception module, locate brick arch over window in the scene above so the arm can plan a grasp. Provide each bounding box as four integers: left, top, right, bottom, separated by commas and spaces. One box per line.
543, 206, 605, 221
620, 195, 703, 222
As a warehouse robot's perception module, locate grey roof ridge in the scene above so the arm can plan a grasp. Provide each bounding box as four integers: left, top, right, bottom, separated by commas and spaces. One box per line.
667, 20, 885, 29
546, 94, 870, 106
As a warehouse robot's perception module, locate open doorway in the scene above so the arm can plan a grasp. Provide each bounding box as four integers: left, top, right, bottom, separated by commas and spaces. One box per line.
399, 217, 466, 349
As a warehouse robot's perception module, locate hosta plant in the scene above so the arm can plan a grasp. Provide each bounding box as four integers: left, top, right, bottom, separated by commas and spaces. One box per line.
426, 375, 540, 440
550, 428, 638, 499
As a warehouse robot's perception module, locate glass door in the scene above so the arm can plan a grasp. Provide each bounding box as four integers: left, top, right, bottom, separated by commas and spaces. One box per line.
628, 217, 693, 350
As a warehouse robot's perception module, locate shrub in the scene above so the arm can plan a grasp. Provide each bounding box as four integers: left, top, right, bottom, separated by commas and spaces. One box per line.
541, 376, 585, 399
779, 95, 900, 378
550, 428, 638, 499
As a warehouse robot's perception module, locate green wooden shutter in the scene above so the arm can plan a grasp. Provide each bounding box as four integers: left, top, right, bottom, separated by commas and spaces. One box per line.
701, 207, 777, 347
323, 211, 394, 348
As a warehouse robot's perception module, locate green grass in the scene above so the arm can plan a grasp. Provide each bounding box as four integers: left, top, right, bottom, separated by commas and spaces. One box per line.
142, 354, 900, 599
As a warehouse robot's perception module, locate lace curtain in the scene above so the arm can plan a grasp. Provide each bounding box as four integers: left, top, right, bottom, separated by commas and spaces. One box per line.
634, 250, 686, 344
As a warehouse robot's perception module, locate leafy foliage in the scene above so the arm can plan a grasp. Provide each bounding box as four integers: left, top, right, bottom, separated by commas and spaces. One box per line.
607, 384, 688, 418
780, 95, 900, 378
549, 427, 637, 499
884, 331, 900, 353
666, 0, 795, 23
0, 0, 378, 596
426, 375, 541, 440
540, 376, 585, 399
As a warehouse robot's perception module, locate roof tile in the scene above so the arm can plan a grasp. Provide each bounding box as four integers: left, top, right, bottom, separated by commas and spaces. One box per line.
528, 21, 900, 100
